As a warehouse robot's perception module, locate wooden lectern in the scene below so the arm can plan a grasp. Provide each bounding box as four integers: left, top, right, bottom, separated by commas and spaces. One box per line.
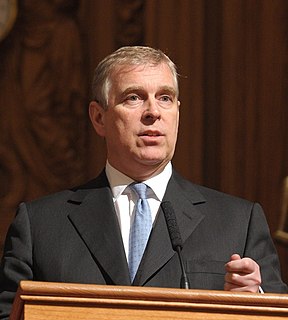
10, 281, 288, 320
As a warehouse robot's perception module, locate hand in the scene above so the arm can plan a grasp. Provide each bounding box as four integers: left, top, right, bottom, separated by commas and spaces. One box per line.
224, 254, 261, 293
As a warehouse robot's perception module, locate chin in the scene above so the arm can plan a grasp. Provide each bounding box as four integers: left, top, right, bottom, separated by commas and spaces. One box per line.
138, 157, 169, 167
134, 150, 172, 166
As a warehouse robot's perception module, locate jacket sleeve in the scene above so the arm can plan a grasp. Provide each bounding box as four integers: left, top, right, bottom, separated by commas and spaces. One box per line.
244, 202, 287, 293
0, 203, 33, 319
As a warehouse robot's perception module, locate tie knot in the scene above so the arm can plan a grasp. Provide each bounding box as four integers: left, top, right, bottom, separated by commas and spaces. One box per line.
131, 182, 148, 200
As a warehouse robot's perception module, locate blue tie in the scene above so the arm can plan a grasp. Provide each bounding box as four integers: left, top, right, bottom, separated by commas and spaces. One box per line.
128, 183, 152, 281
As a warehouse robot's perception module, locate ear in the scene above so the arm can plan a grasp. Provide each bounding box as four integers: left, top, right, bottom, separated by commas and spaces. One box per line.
89, 101, 106, 137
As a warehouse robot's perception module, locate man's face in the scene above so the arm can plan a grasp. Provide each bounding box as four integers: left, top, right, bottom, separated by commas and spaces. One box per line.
90, 63, 180, 180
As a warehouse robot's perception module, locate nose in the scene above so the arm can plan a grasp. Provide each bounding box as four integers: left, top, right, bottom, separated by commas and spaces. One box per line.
142, 97, 161, 122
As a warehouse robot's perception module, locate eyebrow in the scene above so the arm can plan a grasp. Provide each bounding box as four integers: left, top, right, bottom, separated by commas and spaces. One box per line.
157, 86, 178, 96
120, 85, 178, 97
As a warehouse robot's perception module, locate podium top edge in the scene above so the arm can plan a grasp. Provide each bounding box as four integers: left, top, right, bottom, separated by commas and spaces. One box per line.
18, 280, 288, 307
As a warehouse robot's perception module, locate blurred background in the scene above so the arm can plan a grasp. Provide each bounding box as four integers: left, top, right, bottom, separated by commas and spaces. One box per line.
0, 0, 287, 283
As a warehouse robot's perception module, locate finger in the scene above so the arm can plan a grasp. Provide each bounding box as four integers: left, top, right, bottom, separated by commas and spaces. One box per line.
225, 271, 260, 286
230, 253, 241, 261
225, 254, 241, 272
225, 257, 256, 274
224, 272, 261, 293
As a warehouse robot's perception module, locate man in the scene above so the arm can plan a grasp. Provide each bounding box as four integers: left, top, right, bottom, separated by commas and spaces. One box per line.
0, 46, 287, 318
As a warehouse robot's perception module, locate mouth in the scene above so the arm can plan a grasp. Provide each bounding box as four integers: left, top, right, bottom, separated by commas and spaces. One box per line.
138, 131, 164, 145
139, 130, 163, 137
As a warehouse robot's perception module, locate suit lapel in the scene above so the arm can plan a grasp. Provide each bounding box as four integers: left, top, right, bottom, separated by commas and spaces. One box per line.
135, 171, 205, 286
68, 172, 130, 285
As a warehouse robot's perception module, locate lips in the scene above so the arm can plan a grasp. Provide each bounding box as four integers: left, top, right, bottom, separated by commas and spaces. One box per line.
139, 130, 163, 137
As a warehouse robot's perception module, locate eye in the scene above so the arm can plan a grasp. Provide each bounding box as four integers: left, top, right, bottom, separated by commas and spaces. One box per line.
157, 94, 175, 108
123, 94, 143, 107
159, 95, 172, 102
127, 94, 140, 101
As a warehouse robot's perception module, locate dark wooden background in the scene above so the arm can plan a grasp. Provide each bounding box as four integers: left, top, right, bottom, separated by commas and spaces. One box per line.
0, 0, 287, 283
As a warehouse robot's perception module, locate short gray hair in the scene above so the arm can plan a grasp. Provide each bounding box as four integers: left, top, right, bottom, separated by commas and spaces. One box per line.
91, 46, 179, 109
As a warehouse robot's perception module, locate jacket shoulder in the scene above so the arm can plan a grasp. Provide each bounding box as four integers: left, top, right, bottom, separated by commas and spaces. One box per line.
172, 170, 255, 210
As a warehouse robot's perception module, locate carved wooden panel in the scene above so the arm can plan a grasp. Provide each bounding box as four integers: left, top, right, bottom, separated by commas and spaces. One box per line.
115, 0, 145, 47
0, 1, 88, 251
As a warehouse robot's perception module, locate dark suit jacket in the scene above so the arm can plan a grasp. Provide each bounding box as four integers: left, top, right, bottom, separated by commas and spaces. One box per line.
0, 170, 287, 318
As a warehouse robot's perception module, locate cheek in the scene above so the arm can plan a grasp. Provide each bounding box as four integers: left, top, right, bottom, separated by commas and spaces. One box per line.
106, 113, 134, 141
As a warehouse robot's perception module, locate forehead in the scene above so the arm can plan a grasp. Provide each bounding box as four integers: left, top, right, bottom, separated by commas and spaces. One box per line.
110, 63, 176, 90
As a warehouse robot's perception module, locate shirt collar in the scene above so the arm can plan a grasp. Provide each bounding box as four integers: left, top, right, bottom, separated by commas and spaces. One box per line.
105, 161, 172, 201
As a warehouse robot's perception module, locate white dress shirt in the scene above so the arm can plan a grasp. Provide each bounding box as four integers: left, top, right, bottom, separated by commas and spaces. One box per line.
105, 161, 172, 260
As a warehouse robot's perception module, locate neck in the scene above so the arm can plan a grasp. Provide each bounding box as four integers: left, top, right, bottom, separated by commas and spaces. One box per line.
108, 161, 170, 182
